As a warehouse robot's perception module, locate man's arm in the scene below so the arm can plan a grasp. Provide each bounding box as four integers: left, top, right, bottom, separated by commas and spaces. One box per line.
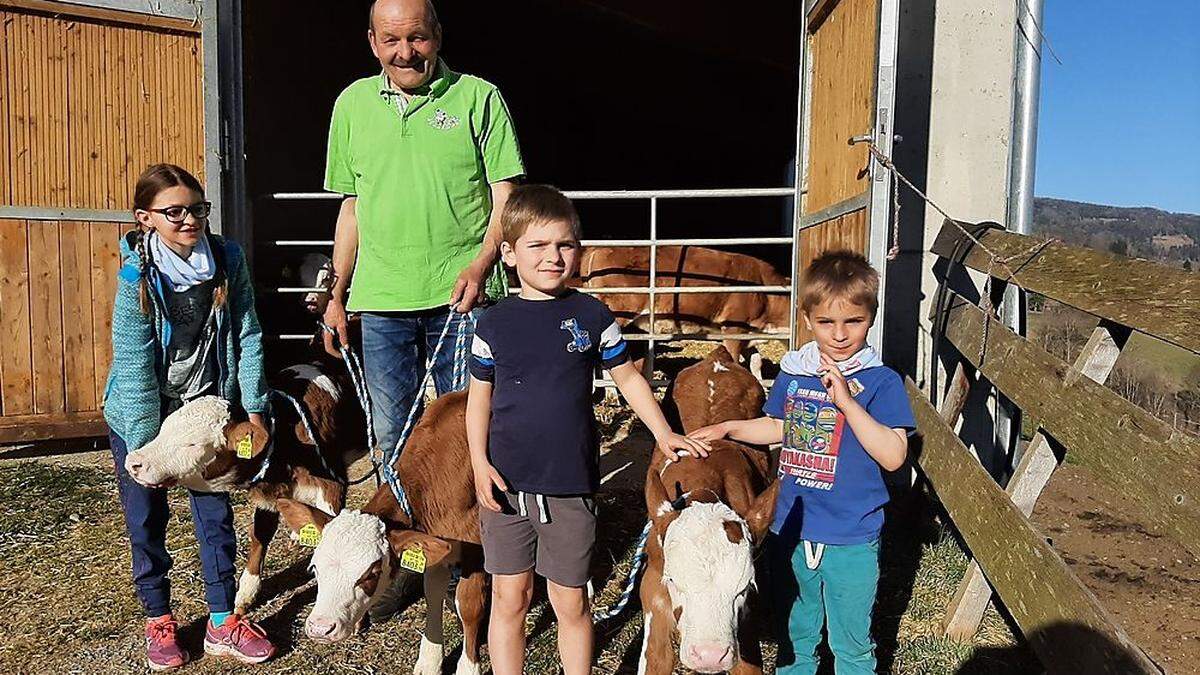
449, 180, 516, 313
322, 197, 359, 357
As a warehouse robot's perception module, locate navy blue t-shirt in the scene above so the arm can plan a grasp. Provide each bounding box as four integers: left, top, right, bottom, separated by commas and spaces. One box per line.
469, 290, 629, 495
764, 365, 916, 545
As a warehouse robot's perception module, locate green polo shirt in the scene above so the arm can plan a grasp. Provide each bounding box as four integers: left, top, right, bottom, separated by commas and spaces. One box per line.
325, 61, 525, 311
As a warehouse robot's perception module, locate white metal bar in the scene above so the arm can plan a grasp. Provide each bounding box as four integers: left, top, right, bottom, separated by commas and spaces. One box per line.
646, 197, 658, 380
579, 285, 792, 294
267, 187, 798, 202
271, 236, 795, 248
274, 285, 791, 294
201, 0, 223, 234
55, 0, 200, 20
274, 332, 787, 343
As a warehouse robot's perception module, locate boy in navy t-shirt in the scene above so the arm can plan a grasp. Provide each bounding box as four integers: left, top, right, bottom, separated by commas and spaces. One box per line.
690, 250, 915, 675
466, 184, 708, 675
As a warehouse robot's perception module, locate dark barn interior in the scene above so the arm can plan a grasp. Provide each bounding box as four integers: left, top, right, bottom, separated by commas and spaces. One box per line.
240, 1, 801, 366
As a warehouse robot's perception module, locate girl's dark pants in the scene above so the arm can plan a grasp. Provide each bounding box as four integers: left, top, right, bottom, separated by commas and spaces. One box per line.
109, 429, 237, 617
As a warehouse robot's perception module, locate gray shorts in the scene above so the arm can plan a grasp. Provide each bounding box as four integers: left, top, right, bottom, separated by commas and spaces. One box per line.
479, 491, 597, 588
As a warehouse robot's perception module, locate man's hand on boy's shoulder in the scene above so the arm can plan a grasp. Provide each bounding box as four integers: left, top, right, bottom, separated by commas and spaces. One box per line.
472, 462, 508, 513
656, 431, 711, 462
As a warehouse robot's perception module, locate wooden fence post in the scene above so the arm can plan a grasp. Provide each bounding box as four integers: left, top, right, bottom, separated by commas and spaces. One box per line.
943, 321, 1131, 638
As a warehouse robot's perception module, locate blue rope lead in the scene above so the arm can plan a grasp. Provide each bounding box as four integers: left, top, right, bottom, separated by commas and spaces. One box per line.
270, 389, 340, 480
593, 519, 652, 622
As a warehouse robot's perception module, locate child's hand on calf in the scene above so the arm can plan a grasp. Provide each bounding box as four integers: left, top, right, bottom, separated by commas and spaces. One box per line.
687, 421, 729, 443
656, 431, 710, 462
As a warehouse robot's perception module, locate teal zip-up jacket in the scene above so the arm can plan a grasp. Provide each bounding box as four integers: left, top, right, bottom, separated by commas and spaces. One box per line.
103, 231, 269, 451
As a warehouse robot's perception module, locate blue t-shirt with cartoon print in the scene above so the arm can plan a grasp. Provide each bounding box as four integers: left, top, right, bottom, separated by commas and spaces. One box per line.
469, 290, 629, 495
763, 365, 915, 545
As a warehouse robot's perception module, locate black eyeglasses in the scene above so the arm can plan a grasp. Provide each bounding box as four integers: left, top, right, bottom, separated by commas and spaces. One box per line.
146, 202, 212, 223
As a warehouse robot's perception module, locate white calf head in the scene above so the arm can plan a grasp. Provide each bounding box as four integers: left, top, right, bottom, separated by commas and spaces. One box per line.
123, 396, 265, 490
661, 502, 753, 672
647, 466, 779, 673
304, 509, 451, 642
298, 253, 334, 315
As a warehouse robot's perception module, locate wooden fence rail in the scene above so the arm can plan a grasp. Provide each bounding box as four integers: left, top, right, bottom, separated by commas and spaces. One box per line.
915, 219, 1198, 670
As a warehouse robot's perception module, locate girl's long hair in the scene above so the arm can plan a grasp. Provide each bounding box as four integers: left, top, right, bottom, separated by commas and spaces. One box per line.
130, 164, 226, 314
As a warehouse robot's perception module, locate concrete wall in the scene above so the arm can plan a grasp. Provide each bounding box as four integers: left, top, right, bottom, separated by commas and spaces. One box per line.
916, 0, 1017, 390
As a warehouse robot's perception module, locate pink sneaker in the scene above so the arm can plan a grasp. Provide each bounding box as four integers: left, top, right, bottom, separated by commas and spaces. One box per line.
203, 614, 276, 664
145, 615, 189, 671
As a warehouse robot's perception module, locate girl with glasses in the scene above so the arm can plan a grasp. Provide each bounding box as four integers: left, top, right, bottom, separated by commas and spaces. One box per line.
105, 163, 277, 669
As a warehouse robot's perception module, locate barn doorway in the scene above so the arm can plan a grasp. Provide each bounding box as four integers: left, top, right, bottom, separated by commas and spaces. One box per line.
236, 1, 802, 365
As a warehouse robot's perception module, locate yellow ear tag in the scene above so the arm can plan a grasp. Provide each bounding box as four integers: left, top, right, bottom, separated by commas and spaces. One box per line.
236, 433, 254, 459
298, 523, 322, 548
400, 547, 427, 573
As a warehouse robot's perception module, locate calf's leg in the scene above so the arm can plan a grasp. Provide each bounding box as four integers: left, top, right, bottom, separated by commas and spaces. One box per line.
235, 507, 280, 614
454, 562, 488, 675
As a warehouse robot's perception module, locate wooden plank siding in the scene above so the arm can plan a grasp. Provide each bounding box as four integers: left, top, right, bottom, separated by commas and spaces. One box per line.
0, 6, 204, 441
0, 8, 204, 212
803, 0, 876, 215
907, 379, 1160, 674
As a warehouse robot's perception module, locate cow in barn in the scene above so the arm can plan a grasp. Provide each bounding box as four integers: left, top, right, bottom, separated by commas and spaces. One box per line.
664, 345, 765, 435
122, 352, 370, 614
286, 391, 488, 675
638, 442, 779, 674
579, 245, 790, 377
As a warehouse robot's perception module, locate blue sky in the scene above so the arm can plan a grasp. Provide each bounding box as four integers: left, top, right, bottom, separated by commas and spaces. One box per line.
1036, 1, 1200, 214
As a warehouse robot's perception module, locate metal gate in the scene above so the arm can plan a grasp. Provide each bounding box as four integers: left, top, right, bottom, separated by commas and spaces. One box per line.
266, 187, 799, 389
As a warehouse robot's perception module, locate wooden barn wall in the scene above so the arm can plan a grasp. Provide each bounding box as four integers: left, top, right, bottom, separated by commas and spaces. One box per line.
0, 6, 203, 442
794, 208, 868, 343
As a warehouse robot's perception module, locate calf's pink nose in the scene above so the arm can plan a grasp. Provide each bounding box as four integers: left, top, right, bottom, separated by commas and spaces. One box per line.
305, 617, 337, 639
686, 643, 734, 672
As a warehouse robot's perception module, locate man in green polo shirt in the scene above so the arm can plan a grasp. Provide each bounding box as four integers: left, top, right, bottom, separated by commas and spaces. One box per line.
322, 0, 524, 469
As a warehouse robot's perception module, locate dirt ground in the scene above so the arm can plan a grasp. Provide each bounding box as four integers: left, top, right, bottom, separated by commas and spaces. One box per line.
1031, 463, 1200, 674
0, 343, 1035, 674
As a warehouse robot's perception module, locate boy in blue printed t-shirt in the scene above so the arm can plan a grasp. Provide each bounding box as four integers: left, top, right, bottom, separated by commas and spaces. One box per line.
466, 184, 709, 675
690, 250, 916, 675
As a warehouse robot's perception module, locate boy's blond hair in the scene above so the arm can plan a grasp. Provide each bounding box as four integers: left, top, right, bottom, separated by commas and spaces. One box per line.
500, 184, 581, 245
800, 250, 880, 317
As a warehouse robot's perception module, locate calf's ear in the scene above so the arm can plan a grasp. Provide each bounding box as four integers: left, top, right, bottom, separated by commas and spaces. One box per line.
745, 479, 780, 544
276, 497, 332, 533
386, 529, 453, 567
224, 420, 269, 458
645, 462, 672, 522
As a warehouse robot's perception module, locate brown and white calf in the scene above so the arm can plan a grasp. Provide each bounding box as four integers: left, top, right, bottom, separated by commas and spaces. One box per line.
286, 391, 487, 675
579, 245, 790, 375
639, 441, 779, 674
122, 352, 369, 614
665, 345, 766, 435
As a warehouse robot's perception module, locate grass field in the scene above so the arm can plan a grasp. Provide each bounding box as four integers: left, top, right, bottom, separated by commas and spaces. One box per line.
0, 434, 1030, 674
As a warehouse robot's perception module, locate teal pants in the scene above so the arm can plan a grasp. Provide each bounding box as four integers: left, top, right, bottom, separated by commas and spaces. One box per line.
771, 537, 881, 675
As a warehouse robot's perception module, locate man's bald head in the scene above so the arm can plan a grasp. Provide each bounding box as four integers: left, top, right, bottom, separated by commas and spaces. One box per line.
369, 0, 440, 34
367, 0, 442, 91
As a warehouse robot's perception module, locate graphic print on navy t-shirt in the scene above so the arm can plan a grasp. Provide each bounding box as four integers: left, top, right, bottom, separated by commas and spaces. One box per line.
780, 379, 847, 490
561, 319, 592, 352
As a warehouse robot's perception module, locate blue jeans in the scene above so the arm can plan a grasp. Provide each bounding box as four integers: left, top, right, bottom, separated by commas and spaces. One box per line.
110, 430, 238, 617
770, 536, 881, 675
361, 306, 475, 456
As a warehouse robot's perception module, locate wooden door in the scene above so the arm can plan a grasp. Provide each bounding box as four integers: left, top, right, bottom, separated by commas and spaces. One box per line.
794, 0, 899, 343
0, 2, 204, 442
